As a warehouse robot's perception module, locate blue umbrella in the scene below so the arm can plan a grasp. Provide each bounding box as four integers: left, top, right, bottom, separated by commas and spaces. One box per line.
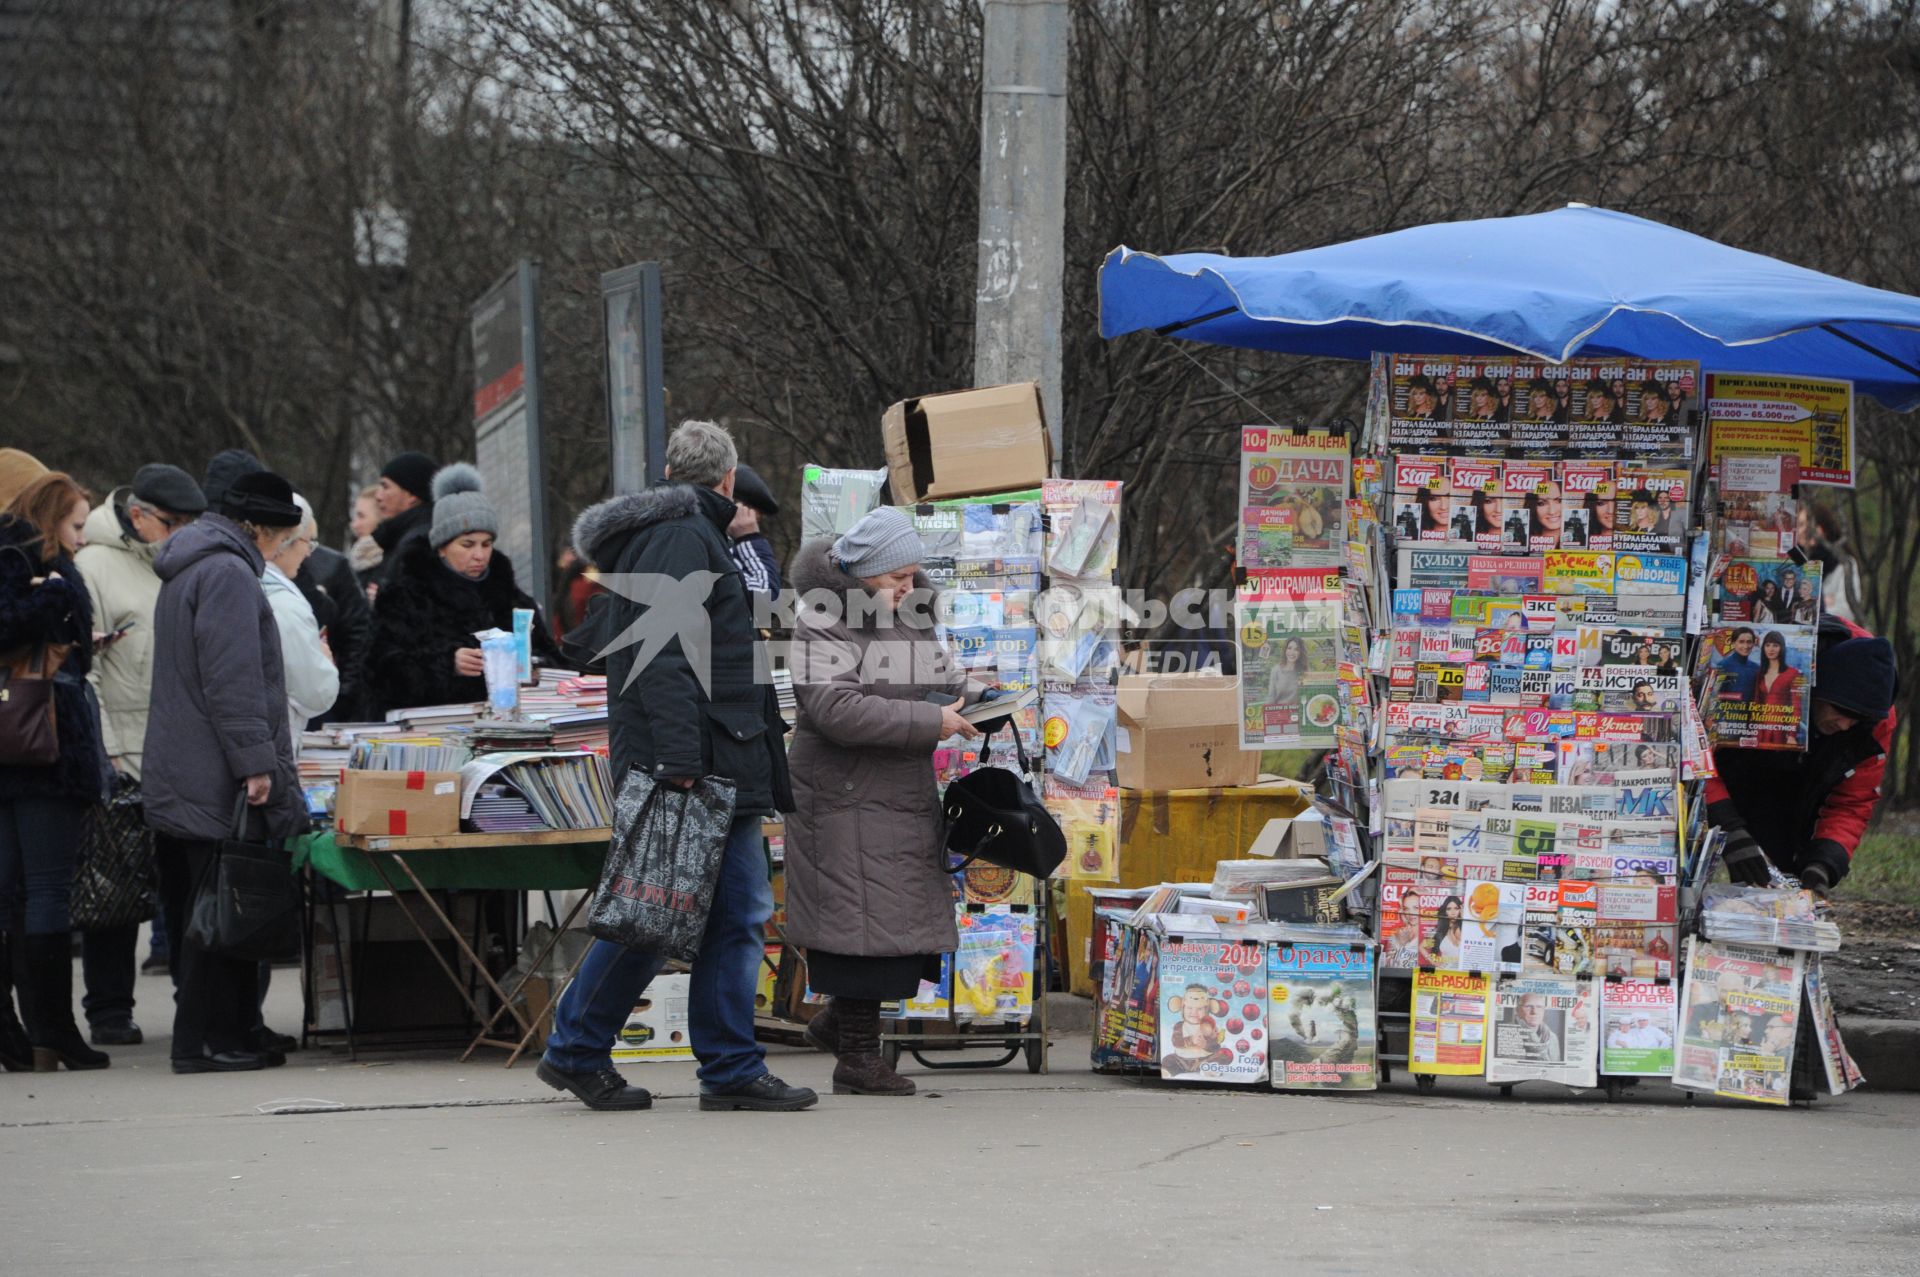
1099, 204, 1920, 409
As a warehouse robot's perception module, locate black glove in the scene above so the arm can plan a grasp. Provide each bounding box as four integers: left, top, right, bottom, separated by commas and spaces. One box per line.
1798, 862, 1833, 896
1720, 827, 1773, 886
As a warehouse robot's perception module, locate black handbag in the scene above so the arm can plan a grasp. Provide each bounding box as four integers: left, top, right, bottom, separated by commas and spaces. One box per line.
941, 720, 1067, 879
0, 641, 64, 766
72, 776, 158, 932
185, 791, 303, 963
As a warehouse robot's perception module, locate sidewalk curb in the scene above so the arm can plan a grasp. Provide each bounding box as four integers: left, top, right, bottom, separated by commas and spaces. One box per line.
1838, 1018, 1920, 1092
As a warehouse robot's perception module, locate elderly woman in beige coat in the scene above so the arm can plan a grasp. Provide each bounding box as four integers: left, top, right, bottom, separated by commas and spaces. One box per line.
784, 508, 981, 1096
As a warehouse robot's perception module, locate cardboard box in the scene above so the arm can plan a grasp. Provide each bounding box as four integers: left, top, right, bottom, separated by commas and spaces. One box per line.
610, 972, 694, 1062
881, 382, 1052, 503
1115, 674, 1258, 791
334, 769, 461, 838
1247, 808, 1329, 861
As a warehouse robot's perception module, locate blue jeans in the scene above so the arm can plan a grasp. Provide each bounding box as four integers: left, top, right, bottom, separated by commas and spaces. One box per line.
0, 797, 85, 935
545, 815, 771, 1091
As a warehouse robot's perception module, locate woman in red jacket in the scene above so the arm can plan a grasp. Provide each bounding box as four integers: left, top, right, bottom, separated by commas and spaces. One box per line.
1748, 631, 1803, 749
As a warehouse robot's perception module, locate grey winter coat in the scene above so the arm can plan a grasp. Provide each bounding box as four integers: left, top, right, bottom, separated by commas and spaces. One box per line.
782, 538, 979, 958
142, 513, 306, 842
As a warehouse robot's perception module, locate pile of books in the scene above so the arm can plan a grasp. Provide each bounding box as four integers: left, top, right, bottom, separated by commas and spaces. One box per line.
459, 751, 614, 831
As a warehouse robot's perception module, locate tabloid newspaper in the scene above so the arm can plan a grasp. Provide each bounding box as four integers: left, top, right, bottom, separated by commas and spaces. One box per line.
1266, 941, 1378, 1091
1379, 355, 1697, 461
1236, 570, 1344, 749
1486, 975, 1599, 1087
1156, 937, 1270, 1084
1599, 979, 1678, 1075
1410, 967, 1492, 1076
1674, 939, 1806, 1105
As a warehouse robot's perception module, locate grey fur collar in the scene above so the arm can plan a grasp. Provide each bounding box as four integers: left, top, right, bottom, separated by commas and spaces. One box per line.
572, 484, 700, 569
790, 537, 939, 632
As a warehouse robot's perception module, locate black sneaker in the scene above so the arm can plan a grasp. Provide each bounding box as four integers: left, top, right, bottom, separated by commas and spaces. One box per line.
699, 1073, 818, 1112
90, 1021, 144, 1046
172, 1049, 267, 1075
536, 1059, 654, 1111
140, 954, 170, 976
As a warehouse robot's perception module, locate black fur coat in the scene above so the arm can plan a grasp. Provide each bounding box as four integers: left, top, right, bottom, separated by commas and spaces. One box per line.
366, 536, 562, 715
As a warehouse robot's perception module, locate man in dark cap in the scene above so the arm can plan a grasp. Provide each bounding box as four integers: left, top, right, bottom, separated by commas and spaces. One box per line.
71, 463, 208, 1041
1707, 618, 1898, 894
727, 461, 782, 605
369, 450, 438, 596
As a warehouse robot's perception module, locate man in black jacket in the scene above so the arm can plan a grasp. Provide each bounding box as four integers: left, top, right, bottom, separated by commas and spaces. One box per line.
294, 541, 372, 723
367, 450, 437, 597
539, 421, 813, 1114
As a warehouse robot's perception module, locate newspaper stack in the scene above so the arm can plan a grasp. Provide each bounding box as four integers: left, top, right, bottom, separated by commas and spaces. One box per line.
1699, 884, 1841, 952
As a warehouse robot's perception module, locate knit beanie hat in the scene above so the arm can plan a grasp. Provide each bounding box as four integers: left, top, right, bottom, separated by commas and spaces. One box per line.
1816, 635, 1897, 722
202, 448, 263, 510
0, 448, 48, 509
832, 506, 923, 578
429, 463, 498, 547
382, 450, 440, 504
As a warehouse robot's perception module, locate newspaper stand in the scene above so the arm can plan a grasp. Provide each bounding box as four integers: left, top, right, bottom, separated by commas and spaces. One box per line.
879, 885, 1051, 1075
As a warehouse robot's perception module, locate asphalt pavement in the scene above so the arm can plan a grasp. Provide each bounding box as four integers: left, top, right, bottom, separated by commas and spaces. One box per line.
5, 964, 1918, 1276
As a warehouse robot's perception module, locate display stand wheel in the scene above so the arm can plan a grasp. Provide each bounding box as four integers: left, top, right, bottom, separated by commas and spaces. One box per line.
882, 1040, 902, 1070
1604, 1078, 1624, 1103
1024, 1036, 1045, 1074
1497, 1084, 1515, 1099
1682, 1090, 1696, 1105
1415, 1074, 1437, 1095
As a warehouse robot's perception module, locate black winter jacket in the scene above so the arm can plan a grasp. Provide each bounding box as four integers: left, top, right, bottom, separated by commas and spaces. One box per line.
297, 543, 373, 722
369, 502, 432, 593
365, 535, 563, 715
570, 482, 792, 817
0, 518, 109, 804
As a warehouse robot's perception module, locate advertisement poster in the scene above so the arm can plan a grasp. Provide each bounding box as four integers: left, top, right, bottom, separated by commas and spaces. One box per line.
1157, 938, 1270, 1084
1267, 942, 1379, 1091
1410, 967, 1492, 1076
1706, 372, 1855, 487
1599, 979, 1678, 1076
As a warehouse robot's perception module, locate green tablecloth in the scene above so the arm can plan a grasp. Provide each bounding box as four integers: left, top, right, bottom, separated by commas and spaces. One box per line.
293, 832, 608, 892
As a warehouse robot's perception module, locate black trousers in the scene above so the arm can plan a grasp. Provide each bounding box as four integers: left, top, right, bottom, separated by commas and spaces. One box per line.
155, 835, 260, 1059
80, 923, 139, 1027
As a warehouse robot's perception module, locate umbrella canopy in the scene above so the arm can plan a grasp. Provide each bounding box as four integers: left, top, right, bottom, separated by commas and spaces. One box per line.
1099, 205, 1920, 410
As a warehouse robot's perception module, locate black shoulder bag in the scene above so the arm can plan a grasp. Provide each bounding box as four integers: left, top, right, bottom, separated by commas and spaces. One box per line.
941, 720, 1067, 879
185, 791, 304, 963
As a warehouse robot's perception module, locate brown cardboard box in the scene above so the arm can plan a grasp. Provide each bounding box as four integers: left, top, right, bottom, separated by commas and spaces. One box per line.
1114, 673, 1258, 791
881, 382, 1052, 503
334, 769, 462, 839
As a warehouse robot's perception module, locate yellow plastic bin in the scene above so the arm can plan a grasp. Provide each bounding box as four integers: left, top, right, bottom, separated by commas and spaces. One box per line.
1063, 780, 1311, 995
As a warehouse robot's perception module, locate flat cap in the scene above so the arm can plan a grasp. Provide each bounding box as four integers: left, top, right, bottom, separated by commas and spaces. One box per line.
132, 463, 207, 515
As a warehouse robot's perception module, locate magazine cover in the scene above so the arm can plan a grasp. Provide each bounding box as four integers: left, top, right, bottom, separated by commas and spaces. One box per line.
1386, 357, 1457, 453
1611, 467, 1690, 555
1509, 360, 1571, 455
1042, 478, 1122, 582
1560, 462, 1615, 550
1674, 939, 1806, 1105
1617, 362, 1698, 459
1411, 968, 1492, 1075
1486, 975, 1599, 1086
1713, 557, 1822, 626
1700, 624, 1815, 751
1444, 359, 1515, 452
1239, 429, 1350, 568
1236, 580, 1343, 750
1267, 941, 1378, 1091
1157, 938, 1270, 1084
1599, 979, 1678, 1075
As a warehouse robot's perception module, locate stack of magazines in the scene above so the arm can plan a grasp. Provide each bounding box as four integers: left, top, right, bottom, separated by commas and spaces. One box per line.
468, 784, 548, 834
1699, 884, 1841, 952
349, 736, 472, 772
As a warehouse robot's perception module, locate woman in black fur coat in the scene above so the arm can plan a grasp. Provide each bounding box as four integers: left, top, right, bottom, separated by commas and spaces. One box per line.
365, 464, 563, 715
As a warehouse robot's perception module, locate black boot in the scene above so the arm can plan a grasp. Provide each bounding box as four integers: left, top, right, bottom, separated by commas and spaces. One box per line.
21, 934, 109, 1071
0, 930, 32, 1072
802, 1000, 839, 1054
830, 998, 914, 1096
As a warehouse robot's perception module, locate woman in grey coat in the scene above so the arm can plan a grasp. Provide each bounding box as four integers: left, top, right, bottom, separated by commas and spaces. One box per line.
145, 471, 309, 1074
784, 508, 980, 1096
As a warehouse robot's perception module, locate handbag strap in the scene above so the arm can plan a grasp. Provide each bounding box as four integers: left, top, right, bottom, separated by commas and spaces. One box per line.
979, 716, 1035, 778
230, 787, 254, 843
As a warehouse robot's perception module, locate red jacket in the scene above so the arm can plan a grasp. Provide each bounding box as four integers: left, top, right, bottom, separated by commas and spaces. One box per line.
1704, 617, 1893, 882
